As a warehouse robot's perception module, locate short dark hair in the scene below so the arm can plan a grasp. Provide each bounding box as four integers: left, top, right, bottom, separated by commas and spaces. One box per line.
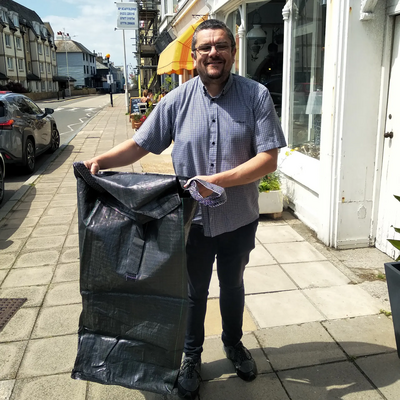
191, 19, 236, 53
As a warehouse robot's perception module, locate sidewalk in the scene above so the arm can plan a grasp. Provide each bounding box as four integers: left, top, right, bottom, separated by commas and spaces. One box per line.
0, 94, 399, 400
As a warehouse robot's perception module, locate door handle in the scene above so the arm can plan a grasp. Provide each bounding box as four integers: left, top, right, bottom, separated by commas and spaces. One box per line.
384, 131, 394, 139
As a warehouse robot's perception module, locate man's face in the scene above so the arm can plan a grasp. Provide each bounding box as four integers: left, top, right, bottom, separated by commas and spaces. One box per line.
191, 29, 236, 84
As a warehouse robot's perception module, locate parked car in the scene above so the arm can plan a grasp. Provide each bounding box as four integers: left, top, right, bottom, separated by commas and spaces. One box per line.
0, 152, 5, 205
0, 92, 60, 173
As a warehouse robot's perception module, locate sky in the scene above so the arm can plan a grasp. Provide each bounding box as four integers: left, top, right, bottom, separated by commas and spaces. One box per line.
15, 0, 138, 70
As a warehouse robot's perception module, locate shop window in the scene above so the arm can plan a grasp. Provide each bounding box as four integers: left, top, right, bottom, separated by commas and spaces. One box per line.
288, 0, 326, 159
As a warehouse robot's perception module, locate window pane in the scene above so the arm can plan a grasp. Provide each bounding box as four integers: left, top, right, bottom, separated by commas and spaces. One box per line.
288, 0, 326, 160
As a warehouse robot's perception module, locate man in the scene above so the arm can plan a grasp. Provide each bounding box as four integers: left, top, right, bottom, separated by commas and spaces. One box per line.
84, 19, 286, 400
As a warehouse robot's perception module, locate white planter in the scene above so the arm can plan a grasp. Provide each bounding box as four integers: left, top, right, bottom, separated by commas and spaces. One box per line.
258, 190, 283, 214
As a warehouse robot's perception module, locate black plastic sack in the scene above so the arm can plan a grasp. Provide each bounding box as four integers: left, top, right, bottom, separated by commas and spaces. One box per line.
71, 162, 197, 394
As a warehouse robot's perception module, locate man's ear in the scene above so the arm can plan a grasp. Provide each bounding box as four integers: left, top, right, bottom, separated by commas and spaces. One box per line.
191, 51, 197, 68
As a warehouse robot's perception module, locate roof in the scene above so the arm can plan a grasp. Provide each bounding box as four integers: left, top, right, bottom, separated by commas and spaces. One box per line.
1, 0, 44, 25
0, 72, 9, 80
53, 76, 76, 82
26, 73, 40, 81
96, 61, 108, 70
55, 39, 94, 55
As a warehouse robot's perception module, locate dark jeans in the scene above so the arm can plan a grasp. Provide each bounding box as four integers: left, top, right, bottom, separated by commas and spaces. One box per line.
183, 219, 258, 359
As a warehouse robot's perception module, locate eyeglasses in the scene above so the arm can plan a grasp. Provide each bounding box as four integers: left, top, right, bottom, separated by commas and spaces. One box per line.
194, 43, 232, 55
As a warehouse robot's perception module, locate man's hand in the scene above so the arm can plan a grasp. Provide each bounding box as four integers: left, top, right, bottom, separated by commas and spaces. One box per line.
184, 175, 214, 198
83, 160, 100, 175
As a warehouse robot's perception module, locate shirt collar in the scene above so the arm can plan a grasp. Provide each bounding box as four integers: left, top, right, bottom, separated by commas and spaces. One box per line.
200, 73, 234, 99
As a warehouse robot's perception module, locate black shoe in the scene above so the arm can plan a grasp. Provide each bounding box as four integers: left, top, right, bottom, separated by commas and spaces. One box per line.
177, 356, 201, 399
223, 342, 258, 381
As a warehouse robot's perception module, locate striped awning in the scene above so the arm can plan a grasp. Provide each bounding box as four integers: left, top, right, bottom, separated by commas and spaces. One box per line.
157, 16, 208, 75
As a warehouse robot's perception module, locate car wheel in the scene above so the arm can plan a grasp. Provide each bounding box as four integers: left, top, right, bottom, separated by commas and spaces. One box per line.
49, 127, 60, 153
24, 139, 35, 174
0, 162, 4, 205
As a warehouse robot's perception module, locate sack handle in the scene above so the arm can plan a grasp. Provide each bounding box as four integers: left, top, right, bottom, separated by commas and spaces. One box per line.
73, 162, 106, 193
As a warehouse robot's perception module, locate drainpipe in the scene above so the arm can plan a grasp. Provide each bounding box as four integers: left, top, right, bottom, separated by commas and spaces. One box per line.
12, 31, 19, 82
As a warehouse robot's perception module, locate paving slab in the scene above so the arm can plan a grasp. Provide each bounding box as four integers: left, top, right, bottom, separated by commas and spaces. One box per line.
278, 361, 383, 399
0, 307, 39, 343
1, 266, 54, 288
59, 247, 79, 264
31, 304, 81, 338
1, 217, 40, 229
0, 270, 7, 285
244, 264, 297, 294
14, 250, 59, 268
246, 290, 324, 328
0, 286, 47, 308
248, 244, 277, 266
52, 262, 80, 283
281, 260, 351, 288
43, 281, 81, 307
266, 241, 327, 264
0, 341, 27, 379
30, 225, 69, 238
304, 285, 384, 319
87, 382, 157, 400
322, 315, 397, 357
24, 236, 65, 251
256, 225, 305, 243
0, 227, 33, 241
17, 335, 77, 378
0, 239, 25, 254
255, 322, 346, 370
0, 254, 16, 270
355, 352, 400, 399
0, 380, 14, 400
201, 373, 288, 400
37, 214, 74, 226
11, 373, 87, 400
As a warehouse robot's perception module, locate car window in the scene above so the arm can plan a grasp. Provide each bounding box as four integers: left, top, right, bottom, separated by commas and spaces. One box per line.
14, 97, 32, 114
0, 101, 5, 118
24, 98, 43, 115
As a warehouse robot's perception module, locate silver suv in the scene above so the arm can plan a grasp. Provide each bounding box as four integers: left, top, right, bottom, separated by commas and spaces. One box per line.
0, 153, 4, 204
0, 92, 60, 174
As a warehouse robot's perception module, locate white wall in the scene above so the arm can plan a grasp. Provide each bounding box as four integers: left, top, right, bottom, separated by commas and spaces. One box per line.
283, 0, 387, 249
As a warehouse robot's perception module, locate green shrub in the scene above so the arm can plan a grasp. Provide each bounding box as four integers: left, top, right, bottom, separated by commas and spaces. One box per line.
258, 171, 281, 192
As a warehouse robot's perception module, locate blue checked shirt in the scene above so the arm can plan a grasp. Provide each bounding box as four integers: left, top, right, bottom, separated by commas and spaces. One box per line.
134, 74, 286, 237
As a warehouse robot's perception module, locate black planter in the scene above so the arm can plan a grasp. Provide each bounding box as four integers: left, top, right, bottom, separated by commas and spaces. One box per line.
384, 262, 400, 358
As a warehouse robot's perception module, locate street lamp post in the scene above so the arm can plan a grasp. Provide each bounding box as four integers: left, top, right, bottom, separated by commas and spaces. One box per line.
62, 30, 70, 96
105, 54, 113, 107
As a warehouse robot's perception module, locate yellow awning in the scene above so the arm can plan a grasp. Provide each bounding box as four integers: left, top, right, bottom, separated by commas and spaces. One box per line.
157, 16, 208, 75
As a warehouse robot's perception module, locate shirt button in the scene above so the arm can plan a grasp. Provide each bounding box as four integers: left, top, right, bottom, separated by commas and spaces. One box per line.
212, 142, 215, 145
210, 163, 214, 167
212, 119, 215, 122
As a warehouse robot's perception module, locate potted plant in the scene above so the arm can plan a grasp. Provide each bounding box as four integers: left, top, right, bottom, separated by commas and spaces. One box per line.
131, 113, 148, 130
258, 171, 283, 216
384, 195, 400, 358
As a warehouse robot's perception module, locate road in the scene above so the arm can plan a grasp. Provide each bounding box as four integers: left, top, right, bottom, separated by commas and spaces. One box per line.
2, 95, 112, 206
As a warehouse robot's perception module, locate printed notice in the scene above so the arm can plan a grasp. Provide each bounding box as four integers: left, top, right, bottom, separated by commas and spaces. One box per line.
116, 2, 138, 30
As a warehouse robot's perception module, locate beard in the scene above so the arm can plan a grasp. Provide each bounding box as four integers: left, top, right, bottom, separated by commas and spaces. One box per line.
202, 58, 227, 81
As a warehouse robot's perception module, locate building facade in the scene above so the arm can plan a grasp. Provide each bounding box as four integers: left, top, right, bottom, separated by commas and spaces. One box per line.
0, 0, 58, 93
54, 33, 97, 89
155, 0, 400, 260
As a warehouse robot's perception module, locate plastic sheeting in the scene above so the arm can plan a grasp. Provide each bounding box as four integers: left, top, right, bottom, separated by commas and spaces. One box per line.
71, 162, 197, 394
